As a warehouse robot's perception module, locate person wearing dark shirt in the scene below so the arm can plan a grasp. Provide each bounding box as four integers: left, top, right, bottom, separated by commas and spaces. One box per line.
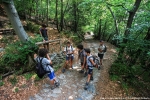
39, 24, 49, 49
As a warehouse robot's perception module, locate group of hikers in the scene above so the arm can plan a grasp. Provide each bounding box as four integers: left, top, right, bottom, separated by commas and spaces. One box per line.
34, 24, 107, 90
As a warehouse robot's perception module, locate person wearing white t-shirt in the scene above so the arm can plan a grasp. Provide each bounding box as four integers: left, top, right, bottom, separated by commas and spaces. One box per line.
98, 40, 106, 66
62, 42, 75, 73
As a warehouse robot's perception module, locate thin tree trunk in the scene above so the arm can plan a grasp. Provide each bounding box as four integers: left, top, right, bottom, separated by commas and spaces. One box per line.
47, 0, 49, 26
73, 0, 77, 32
144, 27, 150, 40
106, 4, 119, 35
98, 19, 102, 40
124, 0, 142, 37
101, 21, 107, 40
60, 0, 64, 31
3, 0, 28, 42
55, 0, 60, 32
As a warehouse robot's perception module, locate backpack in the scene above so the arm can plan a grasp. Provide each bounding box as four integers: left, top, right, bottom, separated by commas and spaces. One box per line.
88, 55, 100, 67
35, 57, 47, 78
66, 45, 73, 55
103, 45, 107, 52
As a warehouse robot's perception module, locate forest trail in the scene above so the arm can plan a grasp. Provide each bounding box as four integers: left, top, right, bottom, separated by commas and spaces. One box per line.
29, 35, 120, 100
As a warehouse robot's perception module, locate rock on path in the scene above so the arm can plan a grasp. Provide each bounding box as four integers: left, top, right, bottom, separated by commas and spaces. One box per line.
29, 35, 102, 100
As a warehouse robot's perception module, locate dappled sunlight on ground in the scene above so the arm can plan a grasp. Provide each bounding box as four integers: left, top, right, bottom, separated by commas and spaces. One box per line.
110, 48, 117, 53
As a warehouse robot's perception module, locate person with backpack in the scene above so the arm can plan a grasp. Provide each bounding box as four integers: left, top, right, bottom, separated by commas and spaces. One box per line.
98, 40, 107, 67
39, 24, 49, 49
34, 48, 60, 90
62, 41, 75, 73
77, 44, 87, 76
84, 48, 96, 90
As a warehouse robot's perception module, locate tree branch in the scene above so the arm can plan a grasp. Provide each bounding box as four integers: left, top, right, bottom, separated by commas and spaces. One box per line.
106, 2, 129, 12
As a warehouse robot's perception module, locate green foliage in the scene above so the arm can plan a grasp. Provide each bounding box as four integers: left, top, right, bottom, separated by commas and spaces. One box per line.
23, 73, 34, 80
0, 35, 42, 73
15, 87, 19, 92
0, 81, 4, 86
34, 75, 41, 82
0, 76, 4, 86
110, 38, 150, 95
71, 35, 83, 45
9, 76, 17, 86
2, 0, 11, 4
26, 21, 40, 33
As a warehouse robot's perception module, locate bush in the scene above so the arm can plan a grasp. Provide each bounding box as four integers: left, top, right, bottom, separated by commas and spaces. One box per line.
23, 73, 34, 80
9, 76, 17, 86
26, 21, 40, 33
110, 39, 150, 96
0, 35, 43, 73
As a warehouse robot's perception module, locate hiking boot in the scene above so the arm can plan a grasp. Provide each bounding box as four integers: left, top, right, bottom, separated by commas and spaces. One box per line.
98, 65, 101, 70
84, 82, 89, 90
79, 70, 84, 73
55, 82, 60, 87
84, 72, 88, 77
90, 76, 93, 81
62, 68, 66, 73
51, 85, 56, 90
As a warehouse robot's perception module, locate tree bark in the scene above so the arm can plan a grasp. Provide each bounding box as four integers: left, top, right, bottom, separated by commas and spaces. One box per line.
106, 4, 119, 35
55, 0, 60, 32
73, 0, 77, 32
46, 0, 49, 26
98, 19, 102, 40
60, 0, 64, 31
144, 27, 150, 40
3, 0, 29, 42
124, 0, 142, 36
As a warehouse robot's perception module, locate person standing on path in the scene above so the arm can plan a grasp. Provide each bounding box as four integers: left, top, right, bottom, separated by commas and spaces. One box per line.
84, 48, 96, 90
98, 40, 107, 66
62, 41, 75, 73
77, 44, 87, 76
34, 48, 60, 90
39, 24, 49, 50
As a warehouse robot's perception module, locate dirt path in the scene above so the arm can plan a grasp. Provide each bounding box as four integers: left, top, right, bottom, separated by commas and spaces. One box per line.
28, 35, 123, 100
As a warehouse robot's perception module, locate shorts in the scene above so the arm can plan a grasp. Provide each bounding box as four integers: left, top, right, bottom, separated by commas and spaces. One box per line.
66, 56, 74, 61
88, 68, 93, 75
98, 53, 104, 59
48, 71, 55, 80
44, 37, 48, 41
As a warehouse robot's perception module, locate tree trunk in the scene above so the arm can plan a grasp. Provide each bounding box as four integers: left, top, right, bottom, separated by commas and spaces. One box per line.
3, 0, 28, 42
55, 0, 60, 32
60, 0, 64, 31
144, 27, 150, 40
124, 0, 142, 37
106, 4, 119, 35
101, 21, 107, 40
73, 0, 77, 32
46, 0, 49, 26
98, 19, 102, 40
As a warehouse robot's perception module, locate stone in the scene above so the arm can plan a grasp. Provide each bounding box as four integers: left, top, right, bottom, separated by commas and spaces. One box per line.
65, 85, 71, 89
53, 88, 61, 94
29, 96, 35, 100
0, 48, 4, 52
45, 98, 51, 100
68, 96, 73, 99
75, 97, 83, 100
34, 94, 43, 100
85, 94, 93, 100
87, 84, 96, 94
43, 88, 50, 93
58, 74, 66, 79
71, 84, 77, 88
43, 83, 50, 88
49, 93, 58, 98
